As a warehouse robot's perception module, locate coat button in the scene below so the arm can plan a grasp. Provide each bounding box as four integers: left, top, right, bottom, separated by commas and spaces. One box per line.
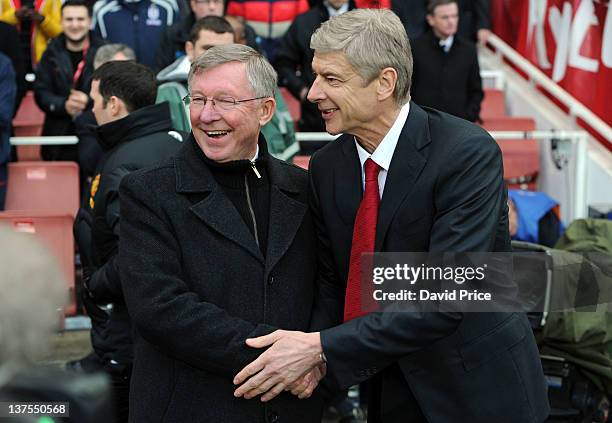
267, 411, 279, 422
267, 275, 274, 285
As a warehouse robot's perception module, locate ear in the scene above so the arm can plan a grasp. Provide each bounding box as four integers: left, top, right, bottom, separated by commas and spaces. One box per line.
108, 95, 126, 118
426, 14, 435, 27
257, 96, 276, 127
185, 41, 194, 59
376, 67, 397, 102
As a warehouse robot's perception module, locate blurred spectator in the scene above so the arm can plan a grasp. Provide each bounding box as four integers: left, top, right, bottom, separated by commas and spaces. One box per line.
92, 0, 180, 69
0, 227, 66, 384
154, 0, 260, 72
0, 22, 26, 114
508, 190, 564, 247
411, 0, 483, 123
392, 0, 490, 44
0, 0, 62, 71
276, 0, 355, 132
33, 0, 104, 162
72, 60, 184, 422
226, 0, 309, 61
157, 16, 298, 160
0, 53, 16, 210
74, 43, 136, 196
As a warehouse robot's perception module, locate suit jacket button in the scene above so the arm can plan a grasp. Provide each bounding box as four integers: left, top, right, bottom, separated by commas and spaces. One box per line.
267, 275, 274, 285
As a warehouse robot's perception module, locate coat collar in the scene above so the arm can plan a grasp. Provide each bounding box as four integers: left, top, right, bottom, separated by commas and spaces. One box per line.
175, 134, 306, 268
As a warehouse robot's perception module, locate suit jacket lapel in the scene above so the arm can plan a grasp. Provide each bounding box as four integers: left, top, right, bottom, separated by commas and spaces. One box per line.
175, 138, 264, 264
265, 159, 307, 275
375, 103, 431, 251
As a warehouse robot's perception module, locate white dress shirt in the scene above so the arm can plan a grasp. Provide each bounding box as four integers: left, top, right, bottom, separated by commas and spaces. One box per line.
355, 102, 411, 199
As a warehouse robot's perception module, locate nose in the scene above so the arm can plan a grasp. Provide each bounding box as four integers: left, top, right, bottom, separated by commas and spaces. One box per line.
307, 77, 325, 103
198, 101, 220, 124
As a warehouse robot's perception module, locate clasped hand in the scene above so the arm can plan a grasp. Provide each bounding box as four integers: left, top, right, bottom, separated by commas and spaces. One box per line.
233, 330, 325, 402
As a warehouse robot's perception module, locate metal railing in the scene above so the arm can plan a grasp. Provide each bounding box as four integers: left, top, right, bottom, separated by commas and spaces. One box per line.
485, 33, 611, 143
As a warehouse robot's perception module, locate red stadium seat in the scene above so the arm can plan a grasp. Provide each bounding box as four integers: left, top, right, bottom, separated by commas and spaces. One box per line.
0, 212, 76, 315
12, 91, 45, 137
481, 117, 538, 190
280, 87, 301, 125
481, 89, 507, 120
4, 161, 80, 217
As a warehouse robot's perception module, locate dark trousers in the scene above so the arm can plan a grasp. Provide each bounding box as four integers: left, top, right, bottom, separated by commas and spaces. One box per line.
107, 363, 131, 423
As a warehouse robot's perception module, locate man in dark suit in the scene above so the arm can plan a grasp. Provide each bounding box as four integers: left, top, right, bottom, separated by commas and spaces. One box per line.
233, 9, 550, 423
118, 44, 323, 422
411, 0, 484, 123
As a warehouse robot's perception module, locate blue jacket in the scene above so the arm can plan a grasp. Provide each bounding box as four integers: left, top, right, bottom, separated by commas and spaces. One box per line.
509, 189, 564, 244
0, 52, 16, 165
92, 0, 179, 68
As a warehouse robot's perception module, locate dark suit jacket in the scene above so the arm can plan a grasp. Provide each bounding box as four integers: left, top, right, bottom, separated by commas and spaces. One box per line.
309, 104, 549, 422
411, 31, 484, 122
119, 136, 323, 423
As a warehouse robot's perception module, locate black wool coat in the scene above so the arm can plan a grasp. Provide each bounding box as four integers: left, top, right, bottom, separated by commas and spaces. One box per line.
118, 136, 323, 423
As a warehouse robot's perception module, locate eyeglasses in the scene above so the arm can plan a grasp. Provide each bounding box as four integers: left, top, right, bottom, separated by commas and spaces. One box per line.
182, 95, 267, 111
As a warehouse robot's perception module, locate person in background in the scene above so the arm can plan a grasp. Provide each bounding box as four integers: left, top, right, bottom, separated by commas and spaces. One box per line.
411, 0, 484, 123
0, 22, 26, 114
392, 0, 490, 44
154, 0, 261, 72
92, 0, 179, 69
275, 0, 356, 132
0, 53, 16, 210
225, 0, 309, 61
72, 60, 184, 422
74, 43, 136, 195
33, 0, 104, 161
0, 0, 62, 72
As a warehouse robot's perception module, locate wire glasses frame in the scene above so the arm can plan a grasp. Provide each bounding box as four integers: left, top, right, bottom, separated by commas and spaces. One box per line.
182, 95, 268, 111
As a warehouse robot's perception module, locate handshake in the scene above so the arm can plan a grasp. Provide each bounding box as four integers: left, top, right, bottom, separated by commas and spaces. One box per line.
233, 330, 326, 402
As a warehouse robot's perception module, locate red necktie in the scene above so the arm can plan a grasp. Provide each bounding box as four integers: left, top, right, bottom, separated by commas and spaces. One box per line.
344, 158, 381, 322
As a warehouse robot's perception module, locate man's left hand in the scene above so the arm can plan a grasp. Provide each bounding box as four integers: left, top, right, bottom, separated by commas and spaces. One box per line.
233, 330, 323, 402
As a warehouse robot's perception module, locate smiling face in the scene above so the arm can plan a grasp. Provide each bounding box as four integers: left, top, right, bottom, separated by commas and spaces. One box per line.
307, 51, 380, 137
189, 61, 274, 162
61, 5, 91, 44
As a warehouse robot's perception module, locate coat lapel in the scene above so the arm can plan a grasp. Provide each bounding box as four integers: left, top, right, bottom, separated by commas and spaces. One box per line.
175, 138, 264, 264
375, 103, 431, 251
265, 159, 307, 275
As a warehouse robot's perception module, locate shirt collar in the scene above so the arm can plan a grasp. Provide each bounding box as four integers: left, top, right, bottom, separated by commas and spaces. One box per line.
439, 35, 454, 52
355, 102, 411, 172
325, 1, 349, 17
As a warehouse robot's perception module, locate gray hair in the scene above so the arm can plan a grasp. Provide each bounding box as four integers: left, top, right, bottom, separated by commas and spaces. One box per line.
94, 43, 136, 69
0, 227, 67, 385
187, 44, 277, 98
310, 8, 412, 105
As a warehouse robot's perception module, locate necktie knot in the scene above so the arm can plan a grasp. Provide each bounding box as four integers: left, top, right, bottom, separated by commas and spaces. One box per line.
364, 158, 381, 183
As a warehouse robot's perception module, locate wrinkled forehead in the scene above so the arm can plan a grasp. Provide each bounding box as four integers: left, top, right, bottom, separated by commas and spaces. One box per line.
191, 61, 253, 95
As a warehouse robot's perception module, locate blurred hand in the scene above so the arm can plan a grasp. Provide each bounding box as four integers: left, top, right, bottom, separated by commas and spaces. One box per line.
65, 90, 89, 116
30, 10, 45, 23
477, 29, 491, 46
15, 7, 32, 20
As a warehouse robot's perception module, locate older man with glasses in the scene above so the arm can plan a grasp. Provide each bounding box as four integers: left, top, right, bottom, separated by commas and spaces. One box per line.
118, 43, 325, 423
